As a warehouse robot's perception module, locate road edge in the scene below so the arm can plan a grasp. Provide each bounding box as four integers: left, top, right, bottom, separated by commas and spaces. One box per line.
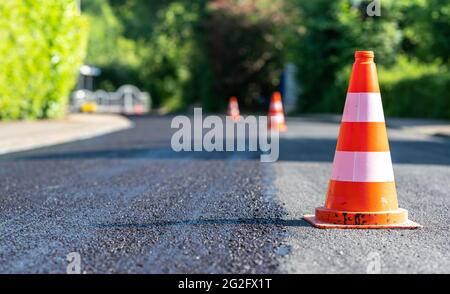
0, 114, 133, 155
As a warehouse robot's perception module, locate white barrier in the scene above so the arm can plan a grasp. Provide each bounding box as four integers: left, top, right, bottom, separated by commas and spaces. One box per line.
71, 85, 152, 114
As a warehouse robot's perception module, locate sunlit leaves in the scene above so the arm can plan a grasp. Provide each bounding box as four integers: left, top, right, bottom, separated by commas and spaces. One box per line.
0, 0, 88, 119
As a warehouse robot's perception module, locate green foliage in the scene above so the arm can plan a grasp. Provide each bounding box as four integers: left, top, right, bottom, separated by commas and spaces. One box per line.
83, 0, 125, 67
400, 0, 450, 63
315, 56, 450, 119
83, 0, 208, 112
83, 0, 144, 91
83, 0, 286, 112
139, 1, 205, 112
288, 0, 450, 119
80, 0, 449, 118
0, 0, 88, 120
205, 0, 287, 111
290, 0, 402, 112
383, 74, 450, 119
379, 58, 450, 118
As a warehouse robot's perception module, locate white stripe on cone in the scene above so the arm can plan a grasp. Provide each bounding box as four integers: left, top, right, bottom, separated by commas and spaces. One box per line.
342, 93, 385, 122
331, 151, 394, 182
270, 102, 283, 111
271, 114, 285, 123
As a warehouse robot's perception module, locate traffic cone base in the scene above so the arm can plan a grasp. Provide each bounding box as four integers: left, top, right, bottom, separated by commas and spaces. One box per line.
304, 208, 422, 229
303, 51, 421, 229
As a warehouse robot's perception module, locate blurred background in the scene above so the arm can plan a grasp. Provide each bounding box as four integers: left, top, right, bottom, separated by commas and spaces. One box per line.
0, 0, 449, 120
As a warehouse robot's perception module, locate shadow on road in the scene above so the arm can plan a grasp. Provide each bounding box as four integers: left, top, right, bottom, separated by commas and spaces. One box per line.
12, 137, 449, 165
278, 138, 450, 165
6, 147, 262, 161
2, 113, 449, 167
90, 218, 310, 229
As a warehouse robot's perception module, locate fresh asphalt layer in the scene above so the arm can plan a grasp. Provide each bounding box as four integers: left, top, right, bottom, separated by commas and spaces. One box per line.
0, 115, 449, 273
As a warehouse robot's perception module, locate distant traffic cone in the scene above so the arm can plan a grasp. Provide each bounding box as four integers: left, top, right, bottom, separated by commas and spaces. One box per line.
134, 103, 143, 115
304, 51, 421, 229
268, 92, 287, 132
227, 96, 241, 121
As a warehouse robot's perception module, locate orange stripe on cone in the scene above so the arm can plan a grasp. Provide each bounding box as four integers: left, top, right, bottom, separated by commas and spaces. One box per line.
336, 122, 389, 152
326, 180, 398, 212
304, 51, 421, 229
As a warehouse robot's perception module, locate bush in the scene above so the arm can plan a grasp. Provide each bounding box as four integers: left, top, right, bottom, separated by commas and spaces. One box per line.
203, 0, 287, 112
0, 0, 88, 120
316, 56, 450, 119
83, 0, 288, 113
139, 2, 204, 113
379, 58, 450, 119
83, 1, 207, 113
290, 0, 402, 113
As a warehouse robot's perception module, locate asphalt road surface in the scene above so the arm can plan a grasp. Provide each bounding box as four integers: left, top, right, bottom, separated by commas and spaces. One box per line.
0, 115, 449, 273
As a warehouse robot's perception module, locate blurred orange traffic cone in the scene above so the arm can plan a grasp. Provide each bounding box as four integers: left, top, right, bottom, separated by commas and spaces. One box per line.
134, 104, 143, 115
268, 92, 287, 132
304, 51, 421, 229
227, 96, 241, 121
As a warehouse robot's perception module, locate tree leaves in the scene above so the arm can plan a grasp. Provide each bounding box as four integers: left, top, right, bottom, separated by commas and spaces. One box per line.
0, 0, 88, 119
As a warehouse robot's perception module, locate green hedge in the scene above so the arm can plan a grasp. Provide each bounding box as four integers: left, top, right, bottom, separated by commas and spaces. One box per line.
381, 72, 450, 119
378, 57, 449, 119
0, 0, 88, 120
316, 57, 450, 119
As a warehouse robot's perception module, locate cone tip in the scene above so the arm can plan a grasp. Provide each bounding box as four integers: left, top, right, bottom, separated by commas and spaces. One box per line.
272, 91, 282, 101
355, 51, 375, 63
355, 51, 374, 58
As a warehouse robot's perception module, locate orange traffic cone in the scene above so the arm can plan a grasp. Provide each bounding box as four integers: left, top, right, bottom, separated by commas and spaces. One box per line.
304, 51, 421, 229
227, 96, 241, 121
268, 92, 287, 132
